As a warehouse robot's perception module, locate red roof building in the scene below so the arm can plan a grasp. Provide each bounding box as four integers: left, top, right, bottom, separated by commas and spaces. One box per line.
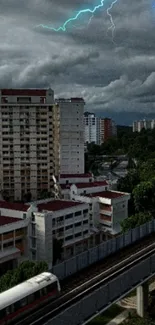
0, 216, 22, 226
0, 201, 30, 212
37, 200, 84, 212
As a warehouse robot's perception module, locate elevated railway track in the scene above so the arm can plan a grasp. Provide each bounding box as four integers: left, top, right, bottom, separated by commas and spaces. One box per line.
13, 233, 155, 325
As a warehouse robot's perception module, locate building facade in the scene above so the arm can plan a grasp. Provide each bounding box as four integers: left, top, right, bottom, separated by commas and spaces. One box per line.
55, 98, 85, 174
133, 119, 154, 132
0, 88, 60, 201
84, 112, 100, 146
71, 189, 130, 235
31, 199, 90, 266
0, 214, 29, 275
100, 118, 117, 143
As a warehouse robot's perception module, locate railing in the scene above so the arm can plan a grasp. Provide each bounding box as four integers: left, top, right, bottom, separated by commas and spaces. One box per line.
52, 220, 155, 280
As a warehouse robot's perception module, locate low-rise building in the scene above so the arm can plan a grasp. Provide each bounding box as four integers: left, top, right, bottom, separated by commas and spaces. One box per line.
71, 189, 130, 236
31, 199, 90, 267
59, 173, 94, 198
70, 181, 109, 197
0, 215, 29, 275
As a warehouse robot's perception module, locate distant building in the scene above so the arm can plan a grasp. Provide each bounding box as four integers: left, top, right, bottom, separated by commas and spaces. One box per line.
100, 118, 117, 143
55, 98, 85, 174
84, 112, 100, 146
132, 119, 154, 132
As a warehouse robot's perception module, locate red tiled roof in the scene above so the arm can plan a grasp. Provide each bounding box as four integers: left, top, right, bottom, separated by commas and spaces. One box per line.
1, 89, 46, 96
60, 173, 92, 178
37, 200, 84, 212
74, 181, 108, 189
0, 201, 30, 212
0, 216, 22, 226
87, 191, 126, 199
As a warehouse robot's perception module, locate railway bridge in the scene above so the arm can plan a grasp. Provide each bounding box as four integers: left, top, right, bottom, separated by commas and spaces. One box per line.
15, 220, 155, 325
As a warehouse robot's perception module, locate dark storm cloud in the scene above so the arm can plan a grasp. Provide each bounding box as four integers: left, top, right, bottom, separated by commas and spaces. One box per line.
0, 0, 155, 114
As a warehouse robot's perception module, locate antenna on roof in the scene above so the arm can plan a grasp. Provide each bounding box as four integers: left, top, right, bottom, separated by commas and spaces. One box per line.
52, 175, 62, 199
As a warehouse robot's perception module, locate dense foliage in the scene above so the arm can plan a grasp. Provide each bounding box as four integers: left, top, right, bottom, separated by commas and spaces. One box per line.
85, 128, 155, 232
0, 260, 48, 293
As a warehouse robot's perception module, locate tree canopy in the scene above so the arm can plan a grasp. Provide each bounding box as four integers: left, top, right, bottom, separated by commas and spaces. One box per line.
85, 127, 155, 232
121, 212, 152, 233
0, 260, 48, 293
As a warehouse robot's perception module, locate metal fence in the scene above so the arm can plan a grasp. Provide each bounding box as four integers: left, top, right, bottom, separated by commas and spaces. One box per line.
52, 220, 155, 280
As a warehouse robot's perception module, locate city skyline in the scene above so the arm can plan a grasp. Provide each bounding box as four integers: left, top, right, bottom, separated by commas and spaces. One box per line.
0, 0, 154, 120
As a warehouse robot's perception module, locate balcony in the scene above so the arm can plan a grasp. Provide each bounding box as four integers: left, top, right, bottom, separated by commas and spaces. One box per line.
100, 209, 112, 216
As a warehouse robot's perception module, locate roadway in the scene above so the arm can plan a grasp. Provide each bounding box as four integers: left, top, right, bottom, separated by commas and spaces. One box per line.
13, 233, 155, 325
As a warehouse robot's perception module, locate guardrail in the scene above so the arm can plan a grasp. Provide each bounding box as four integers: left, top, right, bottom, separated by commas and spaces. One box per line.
52, 220, 155, 279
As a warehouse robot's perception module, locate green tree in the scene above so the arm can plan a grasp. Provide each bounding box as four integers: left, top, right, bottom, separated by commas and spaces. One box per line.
0, 260, 48, 293
138, 159, 155, 182
121, 212, 152, 233
133, 180, 155, 213
117, 170, 140, 193
53, 238, 63, 265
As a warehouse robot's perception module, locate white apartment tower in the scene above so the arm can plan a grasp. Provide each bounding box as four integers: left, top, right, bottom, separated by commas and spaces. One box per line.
84, 112, 100, 145
55, 98, 85, 174
0, 88, 60, 201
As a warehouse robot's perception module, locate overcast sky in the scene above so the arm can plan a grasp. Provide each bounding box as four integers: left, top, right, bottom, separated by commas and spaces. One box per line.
0, 0, 155, 115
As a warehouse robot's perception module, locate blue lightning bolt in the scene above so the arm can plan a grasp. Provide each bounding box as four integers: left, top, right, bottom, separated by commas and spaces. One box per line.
37, 0, 112, 32
107, 0, 118, 40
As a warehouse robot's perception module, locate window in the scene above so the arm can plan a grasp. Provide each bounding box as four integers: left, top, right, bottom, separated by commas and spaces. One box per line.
75, 211, 81, 217
83, 209, 88, 214
14, 301, 21, 312
20, 298, 27, 307
75, 222, 81, 227
65, 213, 73, 219
65, 235, 73, 241
40, 287, 47, 296
23, 213, 26, 219
65, 225, 73, 230
75, 232, 81, 238
0, 309, 5, 318
34, 290, 40, 299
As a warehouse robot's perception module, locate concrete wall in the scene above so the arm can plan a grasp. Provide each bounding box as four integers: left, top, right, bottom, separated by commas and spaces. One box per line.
48, 253, 155, 325
52, 220, 155, 279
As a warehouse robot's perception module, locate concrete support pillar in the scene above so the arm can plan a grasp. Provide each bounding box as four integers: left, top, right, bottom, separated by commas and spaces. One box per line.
137, 282, 149, 317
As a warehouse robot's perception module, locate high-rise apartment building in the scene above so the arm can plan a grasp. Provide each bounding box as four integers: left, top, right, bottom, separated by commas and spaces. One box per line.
84, 112, 100, 145
55, 98, 85, 174
84, 113, 117, 146
100, 118, 117, 143
0, 88, 60, 201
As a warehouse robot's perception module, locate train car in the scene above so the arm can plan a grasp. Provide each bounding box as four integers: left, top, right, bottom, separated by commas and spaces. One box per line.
0, 272, 61, 324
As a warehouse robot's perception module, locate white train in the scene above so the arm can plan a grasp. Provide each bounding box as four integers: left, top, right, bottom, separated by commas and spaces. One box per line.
0, 272, 61, 324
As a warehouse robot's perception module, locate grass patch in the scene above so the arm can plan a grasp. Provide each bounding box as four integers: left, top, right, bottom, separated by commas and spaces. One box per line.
89, 304, 125, 325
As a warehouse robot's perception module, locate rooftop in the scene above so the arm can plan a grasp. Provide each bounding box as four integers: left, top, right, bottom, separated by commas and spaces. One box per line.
1, 89, 47, 96
60, 173, 92, 178
73, 181, 108, 189
37, 200, 84, 212
0, 201, 30, 212
0, 216, 22, 226
86, 191, 126, 199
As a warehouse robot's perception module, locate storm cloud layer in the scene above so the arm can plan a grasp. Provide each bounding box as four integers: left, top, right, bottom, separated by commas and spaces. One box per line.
0, 0, 155, 113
